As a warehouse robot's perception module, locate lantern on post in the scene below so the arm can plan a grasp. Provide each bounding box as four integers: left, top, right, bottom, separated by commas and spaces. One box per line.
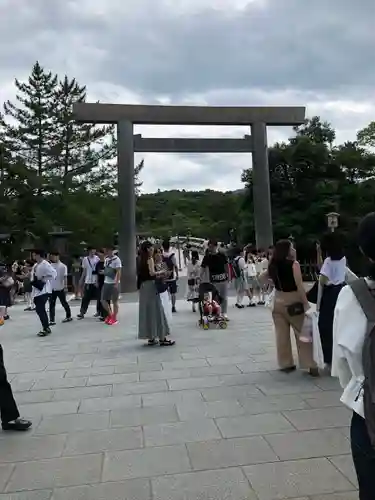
326, 212, 340, 233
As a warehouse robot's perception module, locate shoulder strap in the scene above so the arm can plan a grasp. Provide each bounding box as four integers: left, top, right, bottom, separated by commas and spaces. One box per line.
350, 278, 375, 325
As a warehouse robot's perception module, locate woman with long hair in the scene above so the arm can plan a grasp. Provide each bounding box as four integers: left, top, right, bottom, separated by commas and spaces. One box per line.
137, 241, 175, 346
266, 239, 317, 375
317, 232, 346, 367
153, 246, 172, 326
186, 250, 200, 312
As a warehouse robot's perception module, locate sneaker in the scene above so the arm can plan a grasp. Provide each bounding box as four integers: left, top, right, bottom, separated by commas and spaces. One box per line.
235, 303, 244, 309
62, 317, 73, 323
37, 328, 51, 337
2, 418, 32, 431
24, 307, 32, 311
172, 307, 177, 313
93, 312, 100, 318
77, 313, 84, 320
49, 321, 56, 326
104, 316, 112, 325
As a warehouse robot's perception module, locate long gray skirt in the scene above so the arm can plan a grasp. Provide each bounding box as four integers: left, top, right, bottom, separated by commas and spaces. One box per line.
138, 280, 170, 341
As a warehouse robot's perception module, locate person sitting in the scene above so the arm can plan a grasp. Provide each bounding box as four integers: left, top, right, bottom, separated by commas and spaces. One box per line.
203, 292, 222, 320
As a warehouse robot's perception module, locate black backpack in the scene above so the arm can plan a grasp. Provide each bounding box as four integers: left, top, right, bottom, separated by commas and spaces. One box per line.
350, 278, 375, 448
163, 253, 175, 279
232, 256, 242, 279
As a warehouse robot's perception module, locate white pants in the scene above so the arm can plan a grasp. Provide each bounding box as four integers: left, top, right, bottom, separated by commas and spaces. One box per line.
159, 290, 172, 326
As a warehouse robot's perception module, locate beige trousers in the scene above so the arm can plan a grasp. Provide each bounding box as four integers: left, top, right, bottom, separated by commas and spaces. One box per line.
272, 290, 315, 370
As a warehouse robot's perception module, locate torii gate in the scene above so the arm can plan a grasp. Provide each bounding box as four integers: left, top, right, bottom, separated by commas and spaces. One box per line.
73, 103, 305, 292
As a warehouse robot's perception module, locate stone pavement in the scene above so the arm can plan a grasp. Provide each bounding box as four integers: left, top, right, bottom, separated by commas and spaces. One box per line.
0, 297, 358, 499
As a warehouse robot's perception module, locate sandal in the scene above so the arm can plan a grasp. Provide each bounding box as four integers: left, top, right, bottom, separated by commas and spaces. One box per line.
160, 339, 176, 346
146, 339, 158, 346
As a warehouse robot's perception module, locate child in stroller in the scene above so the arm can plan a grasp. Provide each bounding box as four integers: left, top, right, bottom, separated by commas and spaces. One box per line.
197, 283, 227, 330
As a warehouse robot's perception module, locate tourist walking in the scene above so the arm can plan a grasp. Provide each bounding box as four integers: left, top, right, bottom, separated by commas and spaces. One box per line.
232, 247, 253, 308
162, 239, 179, 313
32, 249, 56, 337
101, 246, 122, 325
0, 344, 32, 431
49, 251, 72, 325
95, 249, 108, 321
137, 241, 175, 346
332, 212, 375, 500
186, 250, 200, 312
201, 239, 229, 319
317, 233, 346, 367
78, 247, 100, 319
265, 239, 317, 375
0, 264, 13, 320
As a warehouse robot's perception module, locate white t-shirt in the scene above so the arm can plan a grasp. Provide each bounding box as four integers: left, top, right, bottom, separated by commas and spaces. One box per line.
332, 280, 374, 418
51, 261, 68, 291
82, 255, 100, 285
255, 259, 263, 275
104, 255, 122, 284
320, 257, 347, 285
33, 260, 57, 297
261, 258, 269, 272
247, 263, 257, 277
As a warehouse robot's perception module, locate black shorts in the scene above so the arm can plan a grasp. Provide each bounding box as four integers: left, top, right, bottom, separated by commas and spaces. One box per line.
167, 280, 177, 294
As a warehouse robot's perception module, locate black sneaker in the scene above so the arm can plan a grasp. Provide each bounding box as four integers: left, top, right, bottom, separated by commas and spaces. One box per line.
49, 321, 56, 326
4, 315, 9, 320
37, 328, 51, 337
93, 312, 100, 318
62, 317, 73, 323
2, 418, 32, 431
77, 313, 84, 320
235, 303, 244, 309
24, 307, 32, 311
172, 307, 177, 313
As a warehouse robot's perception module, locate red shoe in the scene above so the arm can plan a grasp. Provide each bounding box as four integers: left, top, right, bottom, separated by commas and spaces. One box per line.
104, 316, 112, 325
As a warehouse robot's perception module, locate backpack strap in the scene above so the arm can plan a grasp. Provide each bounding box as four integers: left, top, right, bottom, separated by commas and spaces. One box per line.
350, 278, 375, 325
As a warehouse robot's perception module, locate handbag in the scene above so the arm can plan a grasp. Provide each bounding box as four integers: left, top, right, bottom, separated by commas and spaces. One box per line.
31, 278, 45, 291
275, 265, 304, 317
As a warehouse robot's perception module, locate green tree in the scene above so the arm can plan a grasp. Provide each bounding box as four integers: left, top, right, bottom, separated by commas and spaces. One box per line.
357, 121, 375, 148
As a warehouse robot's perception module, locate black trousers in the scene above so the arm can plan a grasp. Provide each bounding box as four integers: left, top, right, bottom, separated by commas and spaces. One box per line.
318, 283, 344, 364
49, 290, 71, 322
0, 345, 19, 424
80, 284, 98, 315
351, 411, 375, 500
34, 293, 50, 330
97, 285, 110, 319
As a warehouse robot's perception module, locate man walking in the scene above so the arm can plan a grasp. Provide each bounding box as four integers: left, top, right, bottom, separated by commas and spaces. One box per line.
77, 247, 100, 320
49, 251, 72, 325
0, 345, 32, 431
162, 239, 179, 313
32, 249, 56, 337
101, 246, 122, 325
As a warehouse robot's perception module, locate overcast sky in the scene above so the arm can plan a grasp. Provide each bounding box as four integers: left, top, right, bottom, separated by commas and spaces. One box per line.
1, 0, 374, 193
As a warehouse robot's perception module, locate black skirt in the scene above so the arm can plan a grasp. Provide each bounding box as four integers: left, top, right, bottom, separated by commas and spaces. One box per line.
318, 283, 344, 364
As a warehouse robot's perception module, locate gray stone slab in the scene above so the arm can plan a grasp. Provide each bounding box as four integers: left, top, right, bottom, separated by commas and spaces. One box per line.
190, 365, 241, 377
243, 458, 354, 500
45, 360, 92, 371
303, 391, 344, 408
207, 356, 251, 366
102, 445, 191, 481
201, 384, 263, 402
87, 372, 139, 386
33, 377, 88, 391
144, 419, 220, 447
187, 436, 278, 470
17, 400, 80, 418
283, 407, 352, 431
141, 389, 203, 407
238, 394, 309, 414
65, 365, 114, 378
315, 377, 342, 391
0, 490, 52, 500
310, 493, 358, 500
63, 427, 143, 455
257, 379, 322, 396
12, 390, 54, 405
237, 360, 279, 372
52, 385, 112, 401
51, 479, 151, 500
176, 400, 245, 420
168, 376, 224, 391
151, 467, 258, 500
112, 380, 168, 396
12, 371, 66, 382
0, 434, 67, 463
79, 395, 141, 413
139, 369, 192, 381
110, 405, 179, 428
216, 412, 294, 438
329, 455, 358, 487
115, 362, 162, 373
35, 411, 110, 435
218, 372, 274, 386
6, 454, 102, 492
265, 429, 350, 460
0, 465, 14, 493
161, 359, 209, 370
10, 380, 35, 392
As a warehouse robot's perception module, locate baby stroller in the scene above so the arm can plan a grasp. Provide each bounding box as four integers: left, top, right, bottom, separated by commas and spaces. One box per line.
197, 282, 227, 330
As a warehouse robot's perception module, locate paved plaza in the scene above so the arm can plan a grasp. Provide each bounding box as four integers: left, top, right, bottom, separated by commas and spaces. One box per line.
0, 297, 358, 499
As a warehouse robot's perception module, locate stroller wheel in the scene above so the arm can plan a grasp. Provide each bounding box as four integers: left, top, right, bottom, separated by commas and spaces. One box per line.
219, 321, 227, 329
203, 323, 209, 330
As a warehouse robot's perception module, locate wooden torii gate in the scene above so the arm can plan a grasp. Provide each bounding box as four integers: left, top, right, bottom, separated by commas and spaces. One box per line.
73, 103, 305, 292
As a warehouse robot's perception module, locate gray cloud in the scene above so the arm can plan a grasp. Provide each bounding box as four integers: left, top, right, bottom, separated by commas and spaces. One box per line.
0, 0, 374, 193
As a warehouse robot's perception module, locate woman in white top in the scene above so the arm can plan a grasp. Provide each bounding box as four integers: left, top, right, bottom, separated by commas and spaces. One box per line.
332, 212, 375, 499
233, 248, 254, 308
317, 233, 347, 366
186, 250, 200, 312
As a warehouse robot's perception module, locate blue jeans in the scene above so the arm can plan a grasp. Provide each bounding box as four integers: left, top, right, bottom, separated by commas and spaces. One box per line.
351, 411, 375, 500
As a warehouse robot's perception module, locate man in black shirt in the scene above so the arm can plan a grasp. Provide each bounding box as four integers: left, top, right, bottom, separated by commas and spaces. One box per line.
94, 249, 109, 321
201, 239, 229, 318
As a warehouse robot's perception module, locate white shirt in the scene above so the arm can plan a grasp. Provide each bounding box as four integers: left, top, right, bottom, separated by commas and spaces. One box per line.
51, 261, 68, 291
33, 260, 57, 297
82, 255, 100, 285
331, 280, 374, 418
255, 259, 263, 275
261, 258, 269, 272
320, 257, 347, 285
187, 261, 200, 279
247, 263, 257, 277
104, 255, 122, 284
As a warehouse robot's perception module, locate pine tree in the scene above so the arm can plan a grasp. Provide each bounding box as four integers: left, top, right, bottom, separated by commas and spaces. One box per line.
49, 75, 115, 192
2, 61, 57, 183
